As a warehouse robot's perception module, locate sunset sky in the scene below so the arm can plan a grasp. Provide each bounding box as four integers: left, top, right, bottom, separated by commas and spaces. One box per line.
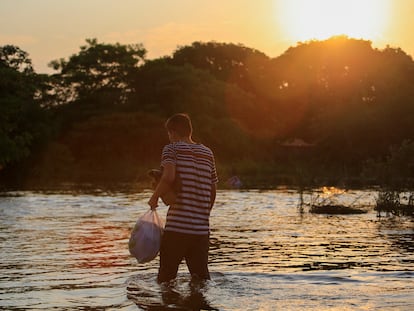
1, 0, 414, 73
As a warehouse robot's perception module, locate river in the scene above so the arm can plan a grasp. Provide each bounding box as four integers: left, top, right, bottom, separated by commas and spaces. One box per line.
0, 189, 413, 310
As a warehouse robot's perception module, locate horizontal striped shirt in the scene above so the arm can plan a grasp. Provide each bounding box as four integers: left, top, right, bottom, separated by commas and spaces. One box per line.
161, 142, 218, 235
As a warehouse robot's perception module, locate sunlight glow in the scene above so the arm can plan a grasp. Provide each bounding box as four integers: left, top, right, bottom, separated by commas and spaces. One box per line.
276, 0, 390, 42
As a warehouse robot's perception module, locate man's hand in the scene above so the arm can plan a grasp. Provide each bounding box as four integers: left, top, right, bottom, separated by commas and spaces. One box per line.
148, 195, 159, 210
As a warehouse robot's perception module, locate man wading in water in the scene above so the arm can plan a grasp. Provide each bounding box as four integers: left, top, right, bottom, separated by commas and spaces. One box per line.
148, 113, 218, 283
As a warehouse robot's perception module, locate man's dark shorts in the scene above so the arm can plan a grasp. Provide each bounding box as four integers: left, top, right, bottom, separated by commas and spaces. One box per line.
158, 231, 210, 283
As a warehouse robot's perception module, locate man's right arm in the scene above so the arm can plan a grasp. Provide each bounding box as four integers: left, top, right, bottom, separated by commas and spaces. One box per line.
148, 163, 175, 209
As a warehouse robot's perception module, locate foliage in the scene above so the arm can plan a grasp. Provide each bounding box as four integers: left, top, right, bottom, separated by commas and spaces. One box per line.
171, 42, 271, 95
364, 140, 414, 217
128, 60, 259, 160
375, 190, 414, 216
48, 38, 146, 107
1, 37, 414, 188
0, 45, 52, 168
0, 45, 34, 73
170, 42, 280, 138
363, 140, 414, 189
268, 37, 414, 161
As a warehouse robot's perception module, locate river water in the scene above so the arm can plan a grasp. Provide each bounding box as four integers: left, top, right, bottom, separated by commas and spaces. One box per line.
0, 189, 413, 310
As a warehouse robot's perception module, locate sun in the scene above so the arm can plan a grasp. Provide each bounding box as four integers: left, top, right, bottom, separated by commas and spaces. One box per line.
275, 0, 390, 42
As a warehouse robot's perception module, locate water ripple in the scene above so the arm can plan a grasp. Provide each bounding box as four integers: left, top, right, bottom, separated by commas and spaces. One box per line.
1, 190, 413, 310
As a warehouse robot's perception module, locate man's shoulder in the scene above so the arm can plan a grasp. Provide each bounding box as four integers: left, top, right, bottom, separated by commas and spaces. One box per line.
193, 143, 214, 155
162, 143, 175, 151
166, 142, 215, 157
200, 144, 214, 154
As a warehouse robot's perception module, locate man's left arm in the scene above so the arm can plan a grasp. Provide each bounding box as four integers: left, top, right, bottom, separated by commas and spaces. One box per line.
210, 183, 217, 210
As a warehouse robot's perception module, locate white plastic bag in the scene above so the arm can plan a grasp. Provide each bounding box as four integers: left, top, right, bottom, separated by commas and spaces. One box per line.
129, 209, 164, 263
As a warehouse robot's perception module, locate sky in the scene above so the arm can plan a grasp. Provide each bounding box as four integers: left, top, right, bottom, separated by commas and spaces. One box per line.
1, 0, 414, 73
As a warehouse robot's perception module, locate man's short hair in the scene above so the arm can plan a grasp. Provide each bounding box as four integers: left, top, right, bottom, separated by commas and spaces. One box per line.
165, 113, 193, 137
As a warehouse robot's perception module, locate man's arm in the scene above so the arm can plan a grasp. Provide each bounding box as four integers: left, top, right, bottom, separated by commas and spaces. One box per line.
148, 163, 175, 209
210, 183, 217, 210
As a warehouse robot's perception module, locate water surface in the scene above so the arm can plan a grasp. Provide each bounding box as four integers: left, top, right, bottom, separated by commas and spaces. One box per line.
0, 189, 413, 310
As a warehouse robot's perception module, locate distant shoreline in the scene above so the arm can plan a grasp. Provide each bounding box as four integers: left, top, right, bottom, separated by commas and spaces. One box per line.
0, 180, 386, 194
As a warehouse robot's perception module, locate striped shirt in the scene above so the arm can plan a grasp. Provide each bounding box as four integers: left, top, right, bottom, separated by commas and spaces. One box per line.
161, 142, 218, 235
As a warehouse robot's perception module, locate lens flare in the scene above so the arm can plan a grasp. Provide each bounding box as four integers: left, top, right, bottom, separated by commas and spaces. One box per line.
275, 0, 391, 42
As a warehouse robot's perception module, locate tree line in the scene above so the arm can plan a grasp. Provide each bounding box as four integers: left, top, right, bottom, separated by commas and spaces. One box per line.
1, 36, 413, 190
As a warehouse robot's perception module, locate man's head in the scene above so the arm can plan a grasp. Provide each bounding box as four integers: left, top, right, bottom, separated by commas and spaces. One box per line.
165, 113, 193, 141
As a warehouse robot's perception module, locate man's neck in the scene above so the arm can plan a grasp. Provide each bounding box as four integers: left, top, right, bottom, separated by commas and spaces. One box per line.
174, 137, 193, 143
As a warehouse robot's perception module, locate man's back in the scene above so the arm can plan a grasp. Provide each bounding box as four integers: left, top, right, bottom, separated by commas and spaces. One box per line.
162, 142, 218, 235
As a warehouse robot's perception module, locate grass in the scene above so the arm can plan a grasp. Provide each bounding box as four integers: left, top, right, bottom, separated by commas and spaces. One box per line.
375, 190, 414, 216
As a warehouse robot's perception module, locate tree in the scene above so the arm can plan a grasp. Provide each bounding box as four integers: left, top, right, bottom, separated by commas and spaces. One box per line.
128, 59, 257, 160
171, 41, 271, 95
169, 42, 281, 139
0, 45, 33, 73
3, 37, 414, 188
262, 36, 414, 166
0, 45, 51, 168
49, 38, 146, 107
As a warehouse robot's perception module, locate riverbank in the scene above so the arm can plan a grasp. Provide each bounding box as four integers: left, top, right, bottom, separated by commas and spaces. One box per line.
0, 160, 380, 193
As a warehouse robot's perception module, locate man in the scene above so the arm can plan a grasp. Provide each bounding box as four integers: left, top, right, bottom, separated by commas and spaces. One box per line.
148, 113, 218, 283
